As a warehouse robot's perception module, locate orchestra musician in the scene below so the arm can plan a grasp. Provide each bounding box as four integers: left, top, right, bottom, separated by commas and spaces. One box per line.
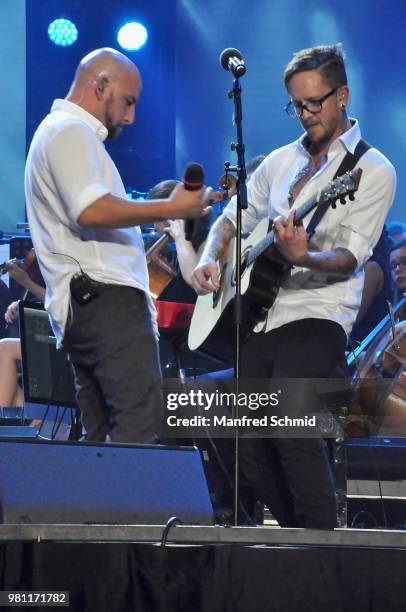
390, 239, 406, 302
191, 44, 396, 528
350, 226, 393, 345
146, 179, 212, 304
0, 257, 45, 409
24, 47, 210, 444
348, 240, 406, 437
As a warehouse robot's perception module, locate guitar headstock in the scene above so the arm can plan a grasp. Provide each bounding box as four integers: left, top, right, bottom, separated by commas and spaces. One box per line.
321, 168, 362, 209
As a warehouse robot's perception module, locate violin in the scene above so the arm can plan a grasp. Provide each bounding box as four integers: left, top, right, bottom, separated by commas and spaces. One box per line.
0, 249, 37, 274
146, 233, 178, 299
0, 249, 43, 288
349, 297, 406, 436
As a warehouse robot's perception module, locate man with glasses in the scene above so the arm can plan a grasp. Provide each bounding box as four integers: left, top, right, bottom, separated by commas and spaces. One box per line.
191, 44, 396, 528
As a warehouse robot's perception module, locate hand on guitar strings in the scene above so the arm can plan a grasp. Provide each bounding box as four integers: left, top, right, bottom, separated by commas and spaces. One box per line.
190, 258, 220, 295
273, 210, 308, 265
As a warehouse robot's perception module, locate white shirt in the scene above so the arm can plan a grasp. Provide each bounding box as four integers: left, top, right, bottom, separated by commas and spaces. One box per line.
25, 99, 151, 346
223, 120, 396, 336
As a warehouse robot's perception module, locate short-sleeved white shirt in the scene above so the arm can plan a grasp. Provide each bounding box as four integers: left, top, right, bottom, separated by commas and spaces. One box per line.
25, 99, 151, 346
223, 120, 396, 336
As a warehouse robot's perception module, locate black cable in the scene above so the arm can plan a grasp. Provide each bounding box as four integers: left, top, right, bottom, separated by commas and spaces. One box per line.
35, 403, 51, 439
350, 367, 388, 528
32, 345, 76, 440
369, 370, 404, 531
350, 509, 379, 529
367, 438, 388, 529
160, 516, 183, 547
50, 251, 85, 273
51, 406, 68, 439
190, 377, 257, 526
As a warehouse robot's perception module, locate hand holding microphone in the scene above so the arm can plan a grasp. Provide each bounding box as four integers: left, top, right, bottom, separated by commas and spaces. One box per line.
167, 162, 211, 225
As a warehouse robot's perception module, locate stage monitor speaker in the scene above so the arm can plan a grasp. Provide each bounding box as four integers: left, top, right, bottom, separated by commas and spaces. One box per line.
0, 439, 214, 525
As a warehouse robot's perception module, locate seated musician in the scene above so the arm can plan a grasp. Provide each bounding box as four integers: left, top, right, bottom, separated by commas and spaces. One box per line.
350, 226, 393, 344
147, 179, 212, 304
390, 238, 406, 302
349, 239, 406, 436
0, 258, 45, 409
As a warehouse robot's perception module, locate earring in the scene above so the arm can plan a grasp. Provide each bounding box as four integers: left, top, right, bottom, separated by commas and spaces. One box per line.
341, 103, 346, 110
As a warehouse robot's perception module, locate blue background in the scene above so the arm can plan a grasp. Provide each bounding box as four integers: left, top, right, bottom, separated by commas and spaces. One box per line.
0, 0, 404, 233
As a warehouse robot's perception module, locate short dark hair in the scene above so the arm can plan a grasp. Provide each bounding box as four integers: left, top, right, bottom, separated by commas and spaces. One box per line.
147, 179, 179, 200
284, 44, 347, 90
389, 238, 406, 254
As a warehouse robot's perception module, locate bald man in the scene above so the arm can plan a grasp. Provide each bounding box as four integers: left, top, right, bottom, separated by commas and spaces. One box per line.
25, 48, 209, 443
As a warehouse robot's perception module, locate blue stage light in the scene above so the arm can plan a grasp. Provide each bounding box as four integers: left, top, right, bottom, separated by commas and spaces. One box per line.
117, 22, 148, 51
48, 18, 78, 47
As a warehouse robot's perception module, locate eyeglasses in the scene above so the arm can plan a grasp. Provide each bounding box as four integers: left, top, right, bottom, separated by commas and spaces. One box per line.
390, 258, 406, 271
285, 87, 338, 118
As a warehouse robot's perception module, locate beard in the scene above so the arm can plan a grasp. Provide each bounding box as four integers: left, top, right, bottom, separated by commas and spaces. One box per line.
106, 124, 122, 140
104, 94, 123, 140
304, 121, 337, 154
303, 114, 348, 155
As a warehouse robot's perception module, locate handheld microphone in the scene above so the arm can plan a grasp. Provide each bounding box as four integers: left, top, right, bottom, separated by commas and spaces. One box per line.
220, 48, 246, 78
183, 163, 205, 241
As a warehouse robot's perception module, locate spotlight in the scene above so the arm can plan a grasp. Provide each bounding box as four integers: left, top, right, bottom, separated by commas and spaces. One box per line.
117, 22, 148, 51
48, 18, 78, 47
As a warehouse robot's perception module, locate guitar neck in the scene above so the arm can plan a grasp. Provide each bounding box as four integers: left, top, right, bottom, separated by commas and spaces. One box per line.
243, 169, 361, 269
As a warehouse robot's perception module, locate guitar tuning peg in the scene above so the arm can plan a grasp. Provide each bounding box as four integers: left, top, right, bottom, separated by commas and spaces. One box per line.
331, 200, 337, 209
348, 193, 355, 201
339, 196, 347, 205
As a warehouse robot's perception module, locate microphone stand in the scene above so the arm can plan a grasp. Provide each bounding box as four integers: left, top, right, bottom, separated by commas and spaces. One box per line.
226, 76, 248, 526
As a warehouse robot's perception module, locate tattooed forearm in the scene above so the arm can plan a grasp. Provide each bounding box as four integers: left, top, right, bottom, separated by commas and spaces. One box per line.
200, 215, 236, 263
296, 247, 357, 275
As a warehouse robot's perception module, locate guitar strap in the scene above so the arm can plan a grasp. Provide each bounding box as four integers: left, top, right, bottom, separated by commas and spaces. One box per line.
306, 138, 371, 241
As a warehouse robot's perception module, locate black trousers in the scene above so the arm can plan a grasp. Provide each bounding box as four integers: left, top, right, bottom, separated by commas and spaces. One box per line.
63, 285, 162, 444
240, 318, 348, 529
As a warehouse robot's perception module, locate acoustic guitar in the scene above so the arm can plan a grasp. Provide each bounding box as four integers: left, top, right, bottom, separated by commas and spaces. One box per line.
188, 169, 362, 361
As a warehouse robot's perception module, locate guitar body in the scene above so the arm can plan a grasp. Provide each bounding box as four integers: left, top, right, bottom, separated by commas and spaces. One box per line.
188, 218, 290, 361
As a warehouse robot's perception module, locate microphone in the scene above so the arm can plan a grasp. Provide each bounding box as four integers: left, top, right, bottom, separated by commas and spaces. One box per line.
220, 48, 246, 78
183, 163, 205, 242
